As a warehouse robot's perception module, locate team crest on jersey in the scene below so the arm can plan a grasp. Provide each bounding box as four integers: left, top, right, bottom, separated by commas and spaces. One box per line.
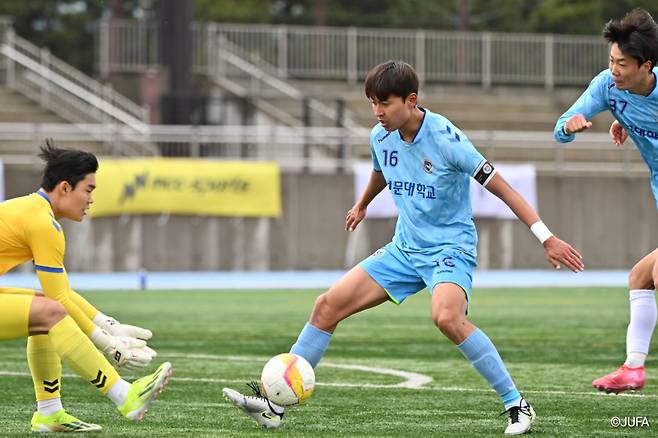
422, 158, 434, 174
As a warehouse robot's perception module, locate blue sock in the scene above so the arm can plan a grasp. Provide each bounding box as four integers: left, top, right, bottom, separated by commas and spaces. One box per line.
290, 322, 332, 368
457, 328, 521, 410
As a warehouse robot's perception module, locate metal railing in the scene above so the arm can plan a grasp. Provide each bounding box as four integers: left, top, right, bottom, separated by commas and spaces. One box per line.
1, 26, 149, 132
0, 122, 648, 176
208, 38, 362, 129
97, 19, 609, 89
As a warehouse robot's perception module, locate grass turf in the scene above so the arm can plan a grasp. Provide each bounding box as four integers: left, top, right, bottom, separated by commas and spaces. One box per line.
0, 287, 655, 436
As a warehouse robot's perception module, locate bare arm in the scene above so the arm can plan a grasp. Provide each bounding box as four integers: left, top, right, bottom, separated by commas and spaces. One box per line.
345, 170, 387, 232
485, 172, 584, 272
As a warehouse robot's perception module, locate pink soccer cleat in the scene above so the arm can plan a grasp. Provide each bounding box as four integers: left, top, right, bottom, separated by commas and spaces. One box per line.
592, 365, 645, 394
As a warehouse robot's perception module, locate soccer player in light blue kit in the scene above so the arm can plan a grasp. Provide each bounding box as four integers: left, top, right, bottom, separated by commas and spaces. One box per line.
224, 60, 584, 435
554, 8, 658, 394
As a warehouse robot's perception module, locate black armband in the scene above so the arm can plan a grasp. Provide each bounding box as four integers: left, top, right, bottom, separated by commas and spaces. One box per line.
473, 160, 495, 186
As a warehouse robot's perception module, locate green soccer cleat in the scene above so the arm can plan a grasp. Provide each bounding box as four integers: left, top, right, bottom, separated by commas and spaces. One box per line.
118, 361, 173, 421
31, 410, 102, 433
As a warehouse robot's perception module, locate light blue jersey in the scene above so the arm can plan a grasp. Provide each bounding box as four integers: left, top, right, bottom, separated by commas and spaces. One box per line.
370, 107, 491, 258
554, 68, 658, 209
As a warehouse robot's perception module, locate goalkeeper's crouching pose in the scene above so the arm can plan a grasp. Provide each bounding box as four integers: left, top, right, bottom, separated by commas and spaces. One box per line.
0, 140, 172, 432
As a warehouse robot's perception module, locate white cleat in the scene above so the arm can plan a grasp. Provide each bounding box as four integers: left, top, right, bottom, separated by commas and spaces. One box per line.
504, 398, 535, 435
223, 383, 285, 429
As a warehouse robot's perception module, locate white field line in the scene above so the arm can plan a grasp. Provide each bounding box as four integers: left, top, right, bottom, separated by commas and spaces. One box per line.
1, 370, 653, 398
161, 352, 432, 389
0, 351, 655, 399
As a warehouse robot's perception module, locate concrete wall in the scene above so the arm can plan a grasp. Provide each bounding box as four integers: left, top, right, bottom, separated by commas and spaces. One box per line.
5, 165, 656, 272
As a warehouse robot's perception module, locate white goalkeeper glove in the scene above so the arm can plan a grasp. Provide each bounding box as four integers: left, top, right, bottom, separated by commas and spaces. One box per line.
90, 327, 156, 370
93, 312, 153, 340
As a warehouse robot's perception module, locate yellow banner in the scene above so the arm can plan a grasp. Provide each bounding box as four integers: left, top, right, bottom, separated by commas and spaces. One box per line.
90, 159, 281, 217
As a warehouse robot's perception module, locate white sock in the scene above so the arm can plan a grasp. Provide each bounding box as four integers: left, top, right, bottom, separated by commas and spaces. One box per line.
106, 378, 130, 406
625, 289, 656, 367
625, 352, 647, 368
37, 397, 63, 416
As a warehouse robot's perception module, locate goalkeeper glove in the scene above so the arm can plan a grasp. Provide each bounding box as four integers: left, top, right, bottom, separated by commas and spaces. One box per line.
93, 312, 153, 340
90, 327, 155, 370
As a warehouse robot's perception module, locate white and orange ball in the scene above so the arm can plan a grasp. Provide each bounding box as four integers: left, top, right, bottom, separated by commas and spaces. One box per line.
260, 353, 315, 406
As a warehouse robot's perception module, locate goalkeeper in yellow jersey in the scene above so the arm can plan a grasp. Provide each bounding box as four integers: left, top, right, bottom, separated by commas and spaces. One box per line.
0, 140, 172, 432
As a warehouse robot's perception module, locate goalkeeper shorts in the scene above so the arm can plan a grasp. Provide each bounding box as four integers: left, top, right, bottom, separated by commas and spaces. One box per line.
0, 287, 38, 340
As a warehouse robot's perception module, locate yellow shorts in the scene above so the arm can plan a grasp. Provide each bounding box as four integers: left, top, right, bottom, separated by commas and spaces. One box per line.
0, 287, 38, 340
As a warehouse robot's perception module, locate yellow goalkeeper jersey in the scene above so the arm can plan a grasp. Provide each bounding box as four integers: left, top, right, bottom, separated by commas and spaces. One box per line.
0, 191, 95, 334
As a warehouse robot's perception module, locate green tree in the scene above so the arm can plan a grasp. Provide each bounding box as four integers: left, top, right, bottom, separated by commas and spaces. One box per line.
2, 1, 658, 76
0, 0, 142, 74
528, 0, 658, 35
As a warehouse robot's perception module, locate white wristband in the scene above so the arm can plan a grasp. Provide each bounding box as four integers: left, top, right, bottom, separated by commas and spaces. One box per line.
530, 221, 553, 244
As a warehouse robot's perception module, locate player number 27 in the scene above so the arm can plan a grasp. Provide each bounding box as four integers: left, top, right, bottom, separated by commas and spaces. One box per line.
383, 150, 399, 167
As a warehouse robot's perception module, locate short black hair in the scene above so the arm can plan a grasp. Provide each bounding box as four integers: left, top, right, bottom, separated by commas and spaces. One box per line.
364, 60, 419, 102
39, 139, 98, 191
603, 8, 658, 69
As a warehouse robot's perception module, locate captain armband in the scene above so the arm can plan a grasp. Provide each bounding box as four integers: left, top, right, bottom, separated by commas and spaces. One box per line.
473, 160, 496, 186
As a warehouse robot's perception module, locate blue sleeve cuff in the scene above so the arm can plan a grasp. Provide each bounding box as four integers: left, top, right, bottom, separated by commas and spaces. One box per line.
34, 264, 65, 273
554, 125, 576, 143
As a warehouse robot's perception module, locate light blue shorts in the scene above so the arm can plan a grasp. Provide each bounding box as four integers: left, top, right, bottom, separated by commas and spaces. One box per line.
359, 241, 476, 305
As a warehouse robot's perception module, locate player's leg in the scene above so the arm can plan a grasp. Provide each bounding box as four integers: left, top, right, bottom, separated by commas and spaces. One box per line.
28, 332, 105, 432
423, 249, 534, 435
31, 296, 172, 422
592, 248, 657, 393
8, 289, 65, 418
224, 265, 391, 428
27, 294, 127, 399
5, 288, 84, 422
224, 242, 422, 429
289, 265, 389, 367
0, 291, 101, 431
430, 283, 534, 435
290, 242, 423, 370
1, 292, 170, 426
0, 289, 64, 415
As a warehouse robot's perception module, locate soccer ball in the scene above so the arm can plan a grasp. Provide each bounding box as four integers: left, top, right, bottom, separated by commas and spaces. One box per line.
260, 353, 315, 406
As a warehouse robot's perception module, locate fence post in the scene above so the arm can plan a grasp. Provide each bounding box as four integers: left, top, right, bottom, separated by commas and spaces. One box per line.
277, 25, 288, 78
39, 48, 51, 109
415, 30, 425, 87
347, 27, 357, 84
215, 33, 227, 78
98, 18, 110, 78
336, 98, 346, 173
481, 32, 491, 89
5, 26, 15, 88
545, 34, 554, 90
302, 98, 311, 171
207, 22, 217, 77
140, 19, 149, 72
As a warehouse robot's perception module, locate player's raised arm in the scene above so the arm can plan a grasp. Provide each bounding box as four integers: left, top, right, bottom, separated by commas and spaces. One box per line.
346, 170, 387, 232
554, 70, 610, 143
562, 114, 593, 136
484, 172, 584, 272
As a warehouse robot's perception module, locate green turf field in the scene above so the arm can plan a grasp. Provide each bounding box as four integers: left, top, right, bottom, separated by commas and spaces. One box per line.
1, 287, 655, 436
